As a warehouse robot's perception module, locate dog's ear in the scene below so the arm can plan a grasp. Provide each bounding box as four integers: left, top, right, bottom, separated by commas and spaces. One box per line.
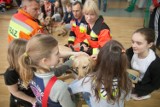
88, 57, 96, 73
72, 56, 78, 67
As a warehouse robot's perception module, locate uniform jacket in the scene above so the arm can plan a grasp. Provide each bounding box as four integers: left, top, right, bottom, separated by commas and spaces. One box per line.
82, 16, 111, 55
8, 9, 43, 43
68, 16, 87, 46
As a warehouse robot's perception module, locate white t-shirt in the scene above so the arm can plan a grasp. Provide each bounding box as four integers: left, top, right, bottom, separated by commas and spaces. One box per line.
131, 49, 156, 81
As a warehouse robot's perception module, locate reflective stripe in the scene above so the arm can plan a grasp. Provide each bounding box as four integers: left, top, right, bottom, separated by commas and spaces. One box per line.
72, 21, 76, 27
112, 88, 118, 97
92, 48, 99, 55
68, 36, 75, 42
99, 89, 107, 99
90, 30, 98, 38
79, 23, 87, 33
12, 17, 33, 32
99, 88, 119, 100
8, 25, 20, 39
83, 39, 89, 45
8, 17, 33, 38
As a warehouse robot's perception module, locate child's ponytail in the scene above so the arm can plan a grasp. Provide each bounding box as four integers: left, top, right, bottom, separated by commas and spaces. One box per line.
18, 34, 58, 88
19, 52, 34, 88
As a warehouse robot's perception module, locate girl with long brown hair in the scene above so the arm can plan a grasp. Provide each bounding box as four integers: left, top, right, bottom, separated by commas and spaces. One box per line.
69, 40, 132, 107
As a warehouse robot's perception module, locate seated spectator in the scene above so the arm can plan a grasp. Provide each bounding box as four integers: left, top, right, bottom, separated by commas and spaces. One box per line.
41, 0, 54, 19
67, 1, 87, 51
62, 2, 73, 24
80, 0, 111, 56
8, 0, 43, 43
126, 28, 160, 100
52, 0, 63, 22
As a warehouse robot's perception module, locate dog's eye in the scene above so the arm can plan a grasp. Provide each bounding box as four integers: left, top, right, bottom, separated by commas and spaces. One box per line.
75, 67, 78, 71
83, 66, 87, 69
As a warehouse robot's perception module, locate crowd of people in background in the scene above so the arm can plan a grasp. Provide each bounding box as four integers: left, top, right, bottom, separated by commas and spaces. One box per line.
3, 0, 160, 107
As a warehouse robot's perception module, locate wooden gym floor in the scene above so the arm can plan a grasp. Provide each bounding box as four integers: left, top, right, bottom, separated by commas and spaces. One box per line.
0, 0, 160, 107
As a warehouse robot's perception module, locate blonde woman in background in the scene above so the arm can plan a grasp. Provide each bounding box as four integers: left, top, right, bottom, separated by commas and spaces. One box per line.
80, 0, 111, 57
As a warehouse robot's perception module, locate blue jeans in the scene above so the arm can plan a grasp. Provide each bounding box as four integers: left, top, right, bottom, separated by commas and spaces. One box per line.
98, 0, 107, 12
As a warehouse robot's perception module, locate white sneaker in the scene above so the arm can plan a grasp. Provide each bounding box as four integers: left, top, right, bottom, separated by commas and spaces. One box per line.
132, 94, 151, 101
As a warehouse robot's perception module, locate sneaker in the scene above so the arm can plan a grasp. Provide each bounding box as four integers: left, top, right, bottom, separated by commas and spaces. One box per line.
132, 94, 151, 101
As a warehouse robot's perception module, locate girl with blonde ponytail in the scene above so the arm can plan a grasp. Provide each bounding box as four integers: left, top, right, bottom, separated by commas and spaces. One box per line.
19, 33, 79, 107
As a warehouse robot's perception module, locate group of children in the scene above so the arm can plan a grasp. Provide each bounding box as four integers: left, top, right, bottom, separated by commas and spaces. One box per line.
4, 0, 160, 107
39, 0, 73, 23
4, 28, 160, 107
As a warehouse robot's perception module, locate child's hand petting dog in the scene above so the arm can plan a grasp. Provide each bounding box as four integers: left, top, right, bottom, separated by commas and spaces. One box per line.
90, 54, 98, 61
44, 16, 52, 34
38, 13, 45, 25
44, 16, 52, 26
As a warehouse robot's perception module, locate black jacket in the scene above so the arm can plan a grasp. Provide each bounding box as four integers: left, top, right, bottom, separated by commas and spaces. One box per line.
126, 47, 160, 96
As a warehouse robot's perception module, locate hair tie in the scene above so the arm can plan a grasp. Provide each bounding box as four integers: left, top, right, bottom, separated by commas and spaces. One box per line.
121, 49, 126, 53
24, 52, 28, 57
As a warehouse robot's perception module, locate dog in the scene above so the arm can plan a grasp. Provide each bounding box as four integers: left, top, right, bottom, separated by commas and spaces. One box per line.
72, 55, 95, 79
53, 23, 68, 36
38, 13, 53, 34
44, 16, 53, 34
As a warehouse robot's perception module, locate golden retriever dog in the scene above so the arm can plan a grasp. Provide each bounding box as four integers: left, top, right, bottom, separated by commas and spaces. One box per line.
53, 24, 68, 36
72, 55, 95, 79
44, 16, 53, 34
38, 13, 53, 34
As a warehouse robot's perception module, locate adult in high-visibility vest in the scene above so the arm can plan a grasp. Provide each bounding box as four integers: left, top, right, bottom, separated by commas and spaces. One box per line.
80, 0, 111, 57
8, 0, 43, 43
68, 1, 87, 51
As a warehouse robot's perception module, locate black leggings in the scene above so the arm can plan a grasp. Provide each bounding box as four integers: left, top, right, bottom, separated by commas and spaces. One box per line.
10, 96, 32, 107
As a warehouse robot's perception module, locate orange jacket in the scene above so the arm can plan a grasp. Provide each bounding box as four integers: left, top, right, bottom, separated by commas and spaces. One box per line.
68, 16, 87, 46
82, 16, 111, 55
8, 9, 43, 43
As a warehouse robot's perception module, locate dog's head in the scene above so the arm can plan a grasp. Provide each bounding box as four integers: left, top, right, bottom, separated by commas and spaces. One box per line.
45, 16, 52, 25
72, 55, 95, 79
